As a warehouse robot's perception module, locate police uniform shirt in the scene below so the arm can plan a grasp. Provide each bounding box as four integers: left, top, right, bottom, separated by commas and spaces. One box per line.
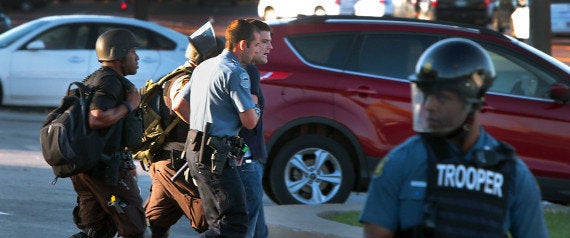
359, 129, 548, 238
181, 49, 255, 137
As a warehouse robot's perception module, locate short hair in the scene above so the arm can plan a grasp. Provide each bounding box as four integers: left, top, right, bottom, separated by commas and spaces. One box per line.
225, 19, 259, 50
246, 18, 272, 32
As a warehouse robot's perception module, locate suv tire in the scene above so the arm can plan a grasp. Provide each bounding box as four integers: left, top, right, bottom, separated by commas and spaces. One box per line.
268, 135, 355, 205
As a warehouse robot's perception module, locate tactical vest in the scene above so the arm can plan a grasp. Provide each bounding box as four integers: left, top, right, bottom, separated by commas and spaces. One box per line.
403, 136, 515, 238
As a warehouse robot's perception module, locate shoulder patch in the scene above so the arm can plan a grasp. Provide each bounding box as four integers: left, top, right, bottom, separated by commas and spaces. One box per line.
373, 156, 390, 177
240, 72, 250, 89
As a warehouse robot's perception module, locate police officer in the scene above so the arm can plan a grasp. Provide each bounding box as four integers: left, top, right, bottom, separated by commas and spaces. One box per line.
143, 22, 224, 237
177, 19, 261, 237
359, 38, 548, 238
70, 29, 146, 238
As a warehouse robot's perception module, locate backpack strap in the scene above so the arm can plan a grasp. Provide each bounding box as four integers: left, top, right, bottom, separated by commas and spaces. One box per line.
140, 65, 193, 105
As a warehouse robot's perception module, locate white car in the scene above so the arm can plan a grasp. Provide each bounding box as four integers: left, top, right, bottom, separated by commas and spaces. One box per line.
0, 15, 188, 107
354, 0, 394, 17
258, 0, 343, 20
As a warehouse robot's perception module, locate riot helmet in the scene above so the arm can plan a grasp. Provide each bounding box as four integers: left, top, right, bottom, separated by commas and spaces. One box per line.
96, 28, 139, 62
186, 21, 217, 64
410, 38, 496, 134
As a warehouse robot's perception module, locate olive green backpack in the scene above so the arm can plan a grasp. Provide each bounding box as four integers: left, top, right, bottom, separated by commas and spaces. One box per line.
131, 65, 193, 170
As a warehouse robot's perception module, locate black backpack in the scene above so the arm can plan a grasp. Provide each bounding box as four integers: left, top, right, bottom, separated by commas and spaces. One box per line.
40, 80, 114, 184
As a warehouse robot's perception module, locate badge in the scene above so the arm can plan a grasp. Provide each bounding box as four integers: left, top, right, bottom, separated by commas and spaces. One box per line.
240, 73, 250, 88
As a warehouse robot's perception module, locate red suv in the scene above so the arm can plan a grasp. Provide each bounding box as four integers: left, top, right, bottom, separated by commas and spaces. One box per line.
259, 15, 570, 205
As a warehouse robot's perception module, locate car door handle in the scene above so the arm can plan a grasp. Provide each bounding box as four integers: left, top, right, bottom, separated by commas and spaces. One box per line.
347, 87, 378, 95
67, 56, 85, 63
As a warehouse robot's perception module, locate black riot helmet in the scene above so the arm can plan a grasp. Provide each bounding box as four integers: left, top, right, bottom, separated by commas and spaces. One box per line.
186, 21, 218, 64
96, 28, 139, 62
410, 38, 496, 134
412, 38, 496, 104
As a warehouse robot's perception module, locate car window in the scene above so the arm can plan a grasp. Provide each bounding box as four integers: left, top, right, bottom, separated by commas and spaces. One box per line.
484, 48, 556, 99
26, 24, 91, 50
288, 33, 355, 69
32, 25, 72, 50
95, 24, 177, 50
348, 33, 438, 79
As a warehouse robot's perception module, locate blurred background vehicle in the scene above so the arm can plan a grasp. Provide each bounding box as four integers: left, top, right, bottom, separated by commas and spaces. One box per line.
551, 0, 570, 35
432, 0, 494, 26
0, 12, 11, 33
0, 15, 187, 107
258, 0, 343, 20
259, 15, 570, 205
0, 0, 52, 12
354, 0, 394, 17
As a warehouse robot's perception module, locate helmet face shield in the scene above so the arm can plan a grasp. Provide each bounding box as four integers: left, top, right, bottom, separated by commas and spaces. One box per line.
412, 83, 473, 134
410, 38, 496, 135
189, 21, 216, 57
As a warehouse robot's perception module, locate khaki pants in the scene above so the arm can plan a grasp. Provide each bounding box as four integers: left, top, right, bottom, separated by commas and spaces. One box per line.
144, 159, 207, 232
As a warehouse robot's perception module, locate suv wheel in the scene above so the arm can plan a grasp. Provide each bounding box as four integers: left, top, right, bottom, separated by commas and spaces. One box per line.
268, 135, 355, 205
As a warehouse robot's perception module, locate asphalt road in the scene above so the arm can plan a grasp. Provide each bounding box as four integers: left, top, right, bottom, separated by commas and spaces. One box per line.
0, 107, 368, 237
0, 107, 204, 237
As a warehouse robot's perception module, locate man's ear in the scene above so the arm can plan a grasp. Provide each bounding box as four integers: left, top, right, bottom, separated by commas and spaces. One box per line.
238, 40, 247, 51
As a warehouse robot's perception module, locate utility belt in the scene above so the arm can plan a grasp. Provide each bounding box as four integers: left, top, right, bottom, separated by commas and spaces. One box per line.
152, 149, 186, 171
187, 129, 247, 175
98, 150, 136, 186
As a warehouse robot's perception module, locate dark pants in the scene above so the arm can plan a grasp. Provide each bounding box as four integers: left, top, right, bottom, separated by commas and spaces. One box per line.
237, 159, 268, 238
71, 168, 146, 238
186, 150, 248, 238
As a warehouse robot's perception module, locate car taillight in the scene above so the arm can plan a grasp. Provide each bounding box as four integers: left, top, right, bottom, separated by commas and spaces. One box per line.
484, 0, 490, 7
431, 0, 437, 8
380, 0, 385, 4
259, 70, 292, 80
335, 0, 340, 5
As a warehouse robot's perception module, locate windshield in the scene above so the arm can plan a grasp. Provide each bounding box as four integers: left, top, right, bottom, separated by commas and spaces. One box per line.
0, 19, 50, 48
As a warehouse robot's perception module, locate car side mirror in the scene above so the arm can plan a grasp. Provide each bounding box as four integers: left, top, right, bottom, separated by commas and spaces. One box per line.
26, 40, 46, 50
550, 83, 570, 104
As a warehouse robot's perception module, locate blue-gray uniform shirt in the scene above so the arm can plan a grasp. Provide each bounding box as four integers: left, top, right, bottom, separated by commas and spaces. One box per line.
179, 49, 256, 137
359, 129, 548, 238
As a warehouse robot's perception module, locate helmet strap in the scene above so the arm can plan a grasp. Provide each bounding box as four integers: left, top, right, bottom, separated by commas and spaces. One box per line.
444, 107, 476, 146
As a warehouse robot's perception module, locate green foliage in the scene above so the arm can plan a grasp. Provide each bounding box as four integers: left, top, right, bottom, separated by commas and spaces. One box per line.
329, 209, 570, 237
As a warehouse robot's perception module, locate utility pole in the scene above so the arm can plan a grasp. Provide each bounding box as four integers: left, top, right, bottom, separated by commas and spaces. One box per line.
528, 0, 551, 55
134, 0, 150, 21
